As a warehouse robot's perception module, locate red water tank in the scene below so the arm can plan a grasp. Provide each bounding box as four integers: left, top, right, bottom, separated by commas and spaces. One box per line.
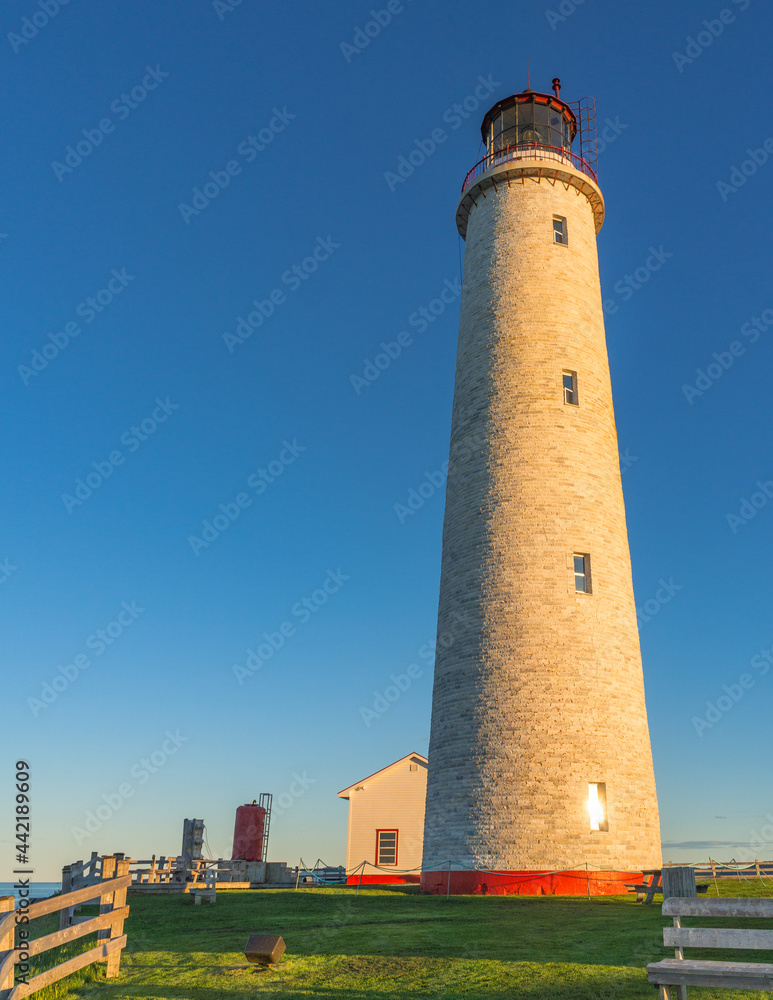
231, 802, 266, 862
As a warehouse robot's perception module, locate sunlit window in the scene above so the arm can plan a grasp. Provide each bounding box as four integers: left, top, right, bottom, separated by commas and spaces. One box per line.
563, 370, 578, 405
574, 554, 591, 593
588, 783, 608, 832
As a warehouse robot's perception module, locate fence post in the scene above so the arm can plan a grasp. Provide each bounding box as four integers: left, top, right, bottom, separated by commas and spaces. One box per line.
104, 858, 129, 978
0, 895, 15, 997
60, 865, 72, 930
204, 869, 216, 904
709, 858, 719, 896
97, 856, 117, 946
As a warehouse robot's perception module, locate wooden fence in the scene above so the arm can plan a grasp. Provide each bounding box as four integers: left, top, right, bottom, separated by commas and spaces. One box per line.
0, 857, 129, 1000
704, 859, 773, 880
64, 852, 247, 889
679, 860, 773, 882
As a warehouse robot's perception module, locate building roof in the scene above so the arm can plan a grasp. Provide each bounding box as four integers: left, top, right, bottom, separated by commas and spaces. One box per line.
337, 751, 428, 798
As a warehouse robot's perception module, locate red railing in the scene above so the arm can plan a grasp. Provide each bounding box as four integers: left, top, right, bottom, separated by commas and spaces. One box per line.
461, 143, 598, 192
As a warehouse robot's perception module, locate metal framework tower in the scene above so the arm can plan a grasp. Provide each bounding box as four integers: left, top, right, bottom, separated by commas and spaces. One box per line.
259, 792, 273, 862
421, 80, 661, 895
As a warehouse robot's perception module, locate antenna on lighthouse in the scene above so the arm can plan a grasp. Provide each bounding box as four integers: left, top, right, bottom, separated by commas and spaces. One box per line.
552, 77, 561, 98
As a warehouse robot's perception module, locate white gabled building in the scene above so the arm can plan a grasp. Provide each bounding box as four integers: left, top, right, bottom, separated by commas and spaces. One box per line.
337, 752, 428, 883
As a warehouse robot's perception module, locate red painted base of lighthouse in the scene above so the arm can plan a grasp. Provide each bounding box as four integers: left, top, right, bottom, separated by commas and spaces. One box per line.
420, 868, 641, 896
345, 874, 421, 886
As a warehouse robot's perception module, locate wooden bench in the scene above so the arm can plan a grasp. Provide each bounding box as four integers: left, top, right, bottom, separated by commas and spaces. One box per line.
647, 897, 773, 997
190, 887, 216, 905
190, 872, 216, 905
626, 880, 709, 904
626, 870, 663, 904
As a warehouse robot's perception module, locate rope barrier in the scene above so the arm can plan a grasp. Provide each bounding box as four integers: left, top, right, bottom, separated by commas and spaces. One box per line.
298, 856, 773, 889
302, 858, 639, 883
297, 858, 356, 885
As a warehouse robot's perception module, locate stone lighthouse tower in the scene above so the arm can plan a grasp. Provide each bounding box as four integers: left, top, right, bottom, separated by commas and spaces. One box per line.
421, 81, 661, 894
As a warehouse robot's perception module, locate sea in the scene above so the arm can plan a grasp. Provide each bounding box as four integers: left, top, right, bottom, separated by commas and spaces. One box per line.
0, 882, 61, 903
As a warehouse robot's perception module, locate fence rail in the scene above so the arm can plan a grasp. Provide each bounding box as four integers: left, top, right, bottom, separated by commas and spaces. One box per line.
693, 859, 773, 881
0, 857, 129, 1000
65, 852, 254, 889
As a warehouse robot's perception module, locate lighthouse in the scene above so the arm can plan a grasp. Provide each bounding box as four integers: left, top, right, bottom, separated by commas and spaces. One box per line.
421, 80, 661, 894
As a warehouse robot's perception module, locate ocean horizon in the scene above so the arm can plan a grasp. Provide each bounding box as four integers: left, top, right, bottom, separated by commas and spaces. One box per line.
0, 882, 61, 903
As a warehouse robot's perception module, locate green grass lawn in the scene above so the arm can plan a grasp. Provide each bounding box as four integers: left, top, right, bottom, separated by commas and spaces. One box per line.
25, 879, 773, 1000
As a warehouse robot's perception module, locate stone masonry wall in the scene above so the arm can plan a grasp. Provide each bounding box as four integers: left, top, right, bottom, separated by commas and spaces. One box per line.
422, 160, 662, 872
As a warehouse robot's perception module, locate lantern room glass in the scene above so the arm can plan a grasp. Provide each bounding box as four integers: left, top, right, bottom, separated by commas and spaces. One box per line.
487, 99, 573, 155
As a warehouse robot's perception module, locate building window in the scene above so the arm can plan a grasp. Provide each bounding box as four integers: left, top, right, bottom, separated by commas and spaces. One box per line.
409, 764, 419, 771
574, 553, 591, 593
553, 216, 568, 245
588, 782, 608, 832
563, 370, 578, 405
376, 830, 398, 866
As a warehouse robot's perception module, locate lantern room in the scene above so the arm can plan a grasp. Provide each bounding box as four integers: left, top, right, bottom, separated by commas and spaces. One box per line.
480, 80, 577, 156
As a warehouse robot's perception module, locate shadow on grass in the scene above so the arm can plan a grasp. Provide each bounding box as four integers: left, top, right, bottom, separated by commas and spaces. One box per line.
87, 956, 656, 1000
41, 883, 773, 999
121, 890, 668, 970
102, 883, 773, 1000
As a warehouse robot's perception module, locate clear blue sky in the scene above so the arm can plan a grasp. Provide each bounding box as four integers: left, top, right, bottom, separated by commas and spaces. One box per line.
2, 0, 772, 881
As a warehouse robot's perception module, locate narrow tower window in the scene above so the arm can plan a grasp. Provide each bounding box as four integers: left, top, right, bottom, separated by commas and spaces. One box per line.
563, 370, 578, 405
376, 830, 398, 865
588, 783, 608, 832
574, 553, 591, 593
553, 215, 568, 245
